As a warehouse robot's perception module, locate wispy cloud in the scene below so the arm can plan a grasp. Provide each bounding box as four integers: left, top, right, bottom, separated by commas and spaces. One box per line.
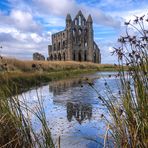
0, 0, 147, 63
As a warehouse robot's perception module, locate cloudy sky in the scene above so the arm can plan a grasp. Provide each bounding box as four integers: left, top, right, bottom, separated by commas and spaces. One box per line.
0, 0, 148, 63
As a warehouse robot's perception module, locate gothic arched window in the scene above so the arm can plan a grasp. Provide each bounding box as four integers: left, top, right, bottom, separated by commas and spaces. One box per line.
79, 16, 81, 26
73, 51, 76, 61
58, 42, 60, 50
63, 52, 66, 61
78, 29, 82, 35
78, 51, 82, 61
84, 41, 87, 47
94, 52, 96, 63
82, 20, 85, 26
84, 50, 87, 61
63, 41, 65, 49
50, 54, 53, 61
73, 29, 76, 43
84, 29, 87, 34
54, 44, 56, 50
58, 53, 61, 61
73, 29, 76, 37
54, 54, 57, 60
75, 19, 78, 25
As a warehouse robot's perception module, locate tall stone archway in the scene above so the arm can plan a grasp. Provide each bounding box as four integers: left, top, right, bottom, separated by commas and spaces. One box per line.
50, 54, 53, 61
73, 50, 76, 61
78, 51, 82, 61
58, 53, 62, 61
94, 52, 96, 63
63, 52, 66, 61
84, 50, 87, 61
54, 54, 57, 60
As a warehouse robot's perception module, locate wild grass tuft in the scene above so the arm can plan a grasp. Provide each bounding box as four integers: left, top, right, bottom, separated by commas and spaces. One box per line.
0, 81, 55, 147
89, 15, 148, 147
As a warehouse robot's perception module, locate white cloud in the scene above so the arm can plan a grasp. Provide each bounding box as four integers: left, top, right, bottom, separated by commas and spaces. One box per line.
34, 0, 76, 16
10, 10, 41, 32
108, 46, 114, 52
0, 10, 41, 33
0, 25, 51, 59
33, 0, 121, 28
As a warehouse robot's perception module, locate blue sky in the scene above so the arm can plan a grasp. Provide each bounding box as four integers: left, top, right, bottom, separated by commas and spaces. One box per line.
0, 0, 148, 63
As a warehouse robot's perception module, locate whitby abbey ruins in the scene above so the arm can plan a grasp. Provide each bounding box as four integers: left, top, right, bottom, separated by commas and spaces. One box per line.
47, 10, 101, 63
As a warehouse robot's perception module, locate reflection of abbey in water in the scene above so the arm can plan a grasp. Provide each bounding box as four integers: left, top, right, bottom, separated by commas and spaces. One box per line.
67, 102, 92, 124
49, 79, 82, 96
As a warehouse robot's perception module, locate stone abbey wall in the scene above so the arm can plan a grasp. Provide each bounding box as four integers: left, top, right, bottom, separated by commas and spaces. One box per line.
48, 10, 101, 63
33, 52, 45, 61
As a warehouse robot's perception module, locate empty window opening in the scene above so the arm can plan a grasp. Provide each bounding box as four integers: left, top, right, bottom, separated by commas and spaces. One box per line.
58, 53, 61, 60
63, 53, 66, 61
84, 51, 87, 61
73, 51, 76, 60
79, 16, 81, 25
78, 52, 82, 61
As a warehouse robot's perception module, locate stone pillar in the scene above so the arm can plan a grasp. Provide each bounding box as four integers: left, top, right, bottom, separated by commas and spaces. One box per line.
87, 15, 93, 62
66, 14, 72, 61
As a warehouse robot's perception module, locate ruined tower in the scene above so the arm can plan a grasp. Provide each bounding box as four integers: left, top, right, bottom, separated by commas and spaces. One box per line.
48, 10, 101, 63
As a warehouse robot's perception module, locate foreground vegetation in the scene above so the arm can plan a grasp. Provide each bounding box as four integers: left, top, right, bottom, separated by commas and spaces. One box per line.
0, 84, 55, 147
88, 15, 148, 147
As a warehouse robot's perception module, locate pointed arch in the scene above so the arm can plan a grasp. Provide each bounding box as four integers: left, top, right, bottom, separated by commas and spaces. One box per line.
75, 19, 78, 25
54, 44, 56, 50
58, 53, 62, 61
73, 50, 76, 61
73, 28, 76, 37
84, 41, 87, 47
94, 52, 96, 63
54, 54, 57, 60
82, 19, 85, 26
78, 50, 82, 62
63, 52, 66, 61
73, 28, 77, 43
78, 28, 82, 35
62, 41, 65, 49
50, 54, 53, 61
58, 42, 60, 50
79, 15, 81, 25
84, 50, 87, 61
84, 28, 87, 35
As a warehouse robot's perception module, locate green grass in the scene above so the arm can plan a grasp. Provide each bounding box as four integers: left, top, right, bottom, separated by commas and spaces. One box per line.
0, 69, 97, 96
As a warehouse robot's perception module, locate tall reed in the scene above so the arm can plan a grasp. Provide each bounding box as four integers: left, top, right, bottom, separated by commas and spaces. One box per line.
0, 80, 54, 147
89, 15, 148, 147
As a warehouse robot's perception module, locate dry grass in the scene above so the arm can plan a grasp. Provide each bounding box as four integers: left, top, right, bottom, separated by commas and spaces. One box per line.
90, 16, 148, 147
0, 57, 117, 72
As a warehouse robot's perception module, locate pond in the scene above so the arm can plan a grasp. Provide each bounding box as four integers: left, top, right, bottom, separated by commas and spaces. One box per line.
18, 71, 120, 148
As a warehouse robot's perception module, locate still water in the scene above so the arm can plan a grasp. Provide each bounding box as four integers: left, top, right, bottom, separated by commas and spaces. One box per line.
18, 72, 120, 148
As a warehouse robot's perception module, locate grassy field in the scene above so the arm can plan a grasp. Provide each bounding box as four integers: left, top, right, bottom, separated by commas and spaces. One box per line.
0, 57, 119, 72
0, 57, 123, 94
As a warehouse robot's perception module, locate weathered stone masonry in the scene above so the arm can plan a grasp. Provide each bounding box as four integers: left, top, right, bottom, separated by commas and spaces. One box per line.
33, 52, 45, 61
48, 10, 101, 63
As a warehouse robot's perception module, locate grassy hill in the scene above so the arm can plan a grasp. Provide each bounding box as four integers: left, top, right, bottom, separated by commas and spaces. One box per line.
0, 57, 120, 94
0, 57, 117, 72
